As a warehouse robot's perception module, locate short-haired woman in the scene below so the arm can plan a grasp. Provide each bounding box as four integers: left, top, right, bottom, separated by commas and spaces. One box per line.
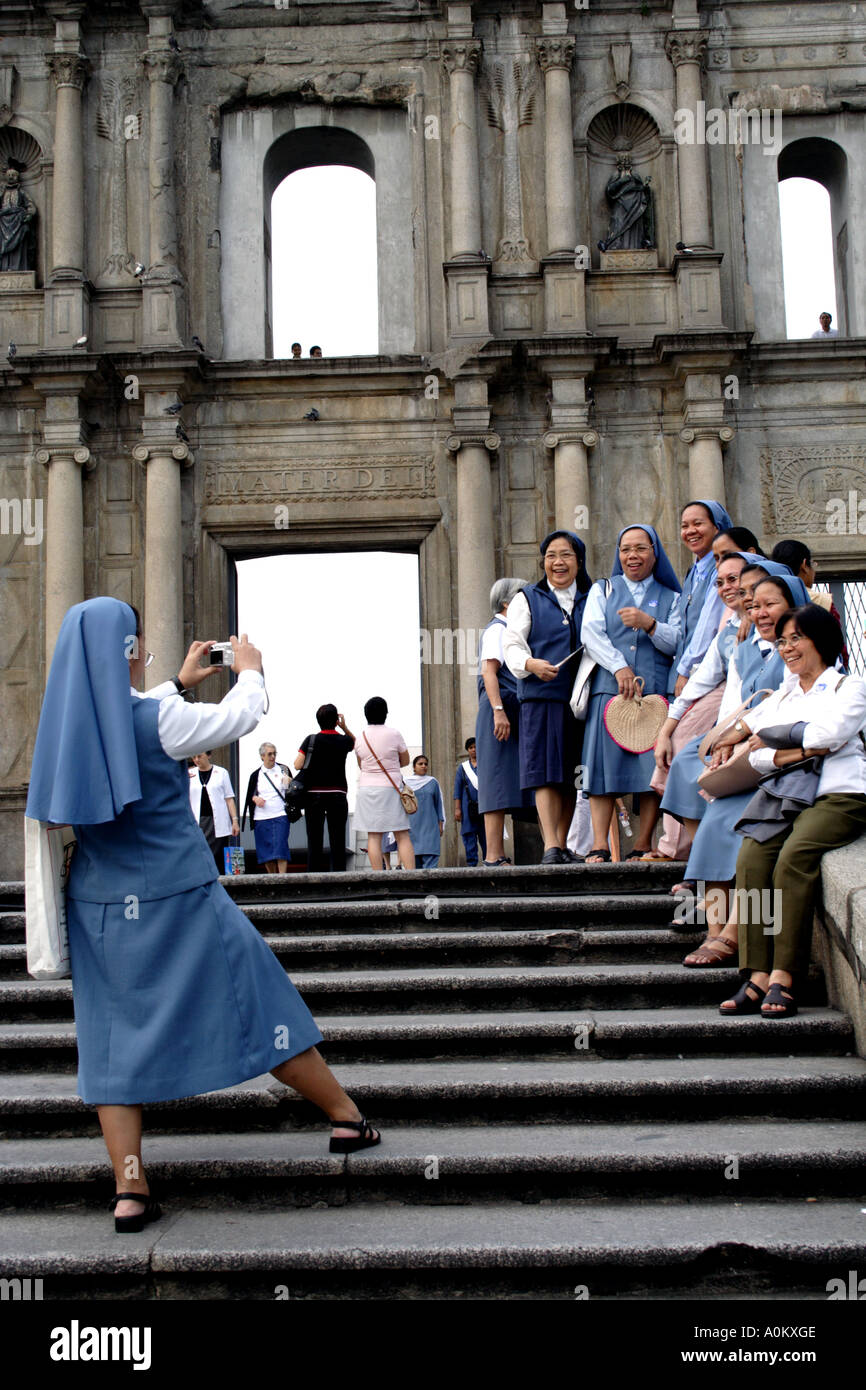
719, 604, 866, 1018
476, 577, 534, 866
355, 696, 415, 872
294, 703, 355, 872
189, 751, 239, 871
241, 742, 291, 872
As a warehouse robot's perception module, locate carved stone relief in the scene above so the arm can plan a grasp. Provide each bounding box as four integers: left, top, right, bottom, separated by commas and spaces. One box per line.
760, 445, 866, 534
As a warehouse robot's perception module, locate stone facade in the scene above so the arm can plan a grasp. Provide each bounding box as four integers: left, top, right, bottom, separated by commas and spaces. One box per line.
2, 0, 866, 873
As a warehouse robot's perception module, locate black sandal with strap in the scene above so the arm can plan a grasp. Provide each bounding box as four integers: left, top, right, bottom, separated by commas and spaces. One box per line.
329, 1117, 382, 1155
761, 982, 798, 1018
585, 849, 611, 863
109, 1191, 162, 1235
719, 979, 766, 1016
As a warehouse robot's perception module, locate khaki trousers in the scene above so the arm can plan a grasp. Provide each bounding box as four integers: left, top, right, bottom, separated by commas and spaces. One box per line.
735, 793, 866, 976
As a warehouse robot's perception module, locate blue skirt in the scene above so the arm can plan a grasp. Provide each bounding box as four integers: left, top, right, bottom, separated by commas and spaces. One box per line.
518, 699, 582, 791
254, 814, 290, 863
660, 733, 709, 823
68, 880, 323, 1104
476, 690, 533, 813
584, 690, 656, 796
684, 789, 751, 883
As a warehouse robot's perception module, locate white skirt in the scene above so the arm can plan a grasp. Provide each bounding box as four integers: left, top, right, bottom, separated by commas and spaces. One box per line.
355, 784, 410, 833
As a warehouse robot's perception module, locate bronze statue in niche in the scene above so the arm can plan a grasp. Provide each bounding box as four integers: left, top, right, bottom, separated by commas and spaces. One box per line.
598, 155, 654, 252
0, 165, 36, 271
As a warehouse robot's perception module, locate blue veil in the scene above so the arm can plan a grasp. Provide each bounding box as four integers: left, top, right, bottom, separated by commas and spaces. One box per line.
686, 498, 734, 533
612, 524, 682, 594
736, 555, 811, 609
26, 597, 144, 825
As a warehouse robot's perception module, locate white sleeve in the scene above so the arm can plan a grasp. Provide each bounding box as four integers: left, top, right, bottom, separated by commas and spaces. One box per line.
580, 582, 629, 675
802, 677, 866, 750
480, 623, 504, 664
501, 592, 533, 678
157, 670, 266, 761
140, 680, 180, 701
219, 766, 237, 801
669, 626, 727, 721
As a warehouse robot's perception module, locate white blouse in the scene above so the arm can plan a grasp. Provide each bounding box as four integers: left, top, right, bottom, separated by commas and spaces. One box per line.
747, 668, 866, 797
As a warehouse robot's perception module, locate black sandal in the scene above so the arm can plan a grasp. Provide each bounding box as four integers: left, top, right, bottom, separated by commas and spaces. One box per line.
329, 1117, 381, 1154
109, 1191, 162, 1235
585, 849, 611, 863
719, 979, 766, 1016
761, 982, 798, 1018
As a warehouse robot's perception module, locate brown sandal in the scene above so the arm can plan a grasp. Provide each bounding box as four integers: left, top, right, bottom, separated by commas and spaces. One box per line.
683, 935, 738, 968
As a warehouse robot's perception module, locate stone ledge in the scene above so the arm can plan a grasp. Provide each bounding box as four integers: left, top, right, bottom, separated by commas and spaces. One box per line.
817, 834, 866, 1055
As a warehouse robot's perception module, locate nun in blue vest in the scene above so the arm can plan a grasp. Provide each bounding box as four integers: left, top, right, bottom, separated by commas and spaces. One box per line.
669, 499, 733, 696
502, 531, 592, 866
581, 525, 682, 861
679, 561, 812, 916
25, 598, 379, 1233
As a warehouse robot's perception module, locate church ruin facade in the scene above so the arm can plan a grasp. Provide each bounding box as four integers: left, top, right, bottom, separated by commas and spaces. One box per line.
2, 0, 866, 872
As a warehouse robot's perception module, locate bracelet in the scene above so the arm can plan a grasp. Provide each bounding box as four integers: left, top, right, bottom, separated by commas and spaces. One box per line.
648, 619, 657, 635
493, 705, 504, 711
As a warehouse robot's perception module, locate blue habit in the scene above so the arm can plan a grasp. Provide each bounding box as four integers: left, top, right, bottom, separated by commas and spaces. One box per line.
408, 779, 446, 858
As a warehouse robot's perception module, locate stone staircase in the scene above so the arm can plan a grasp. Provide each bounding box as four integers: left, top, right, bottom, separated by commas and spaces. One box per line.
1, 864, 865, 1301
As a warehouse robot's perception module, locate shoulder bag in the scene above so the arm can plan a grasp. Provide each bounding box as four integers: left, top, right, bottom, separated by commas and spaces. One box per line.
262, 764, 302, 824
284, 740, 315, 820
362, 734, 418, 814
570, 579, 611, 720
24, 818, 76, 980
696, 688, 775, 797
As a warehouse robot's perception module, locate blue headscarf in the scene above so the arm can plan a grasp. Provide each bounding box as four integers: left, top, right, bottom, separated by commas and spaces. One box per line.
26, 597, 144, 825
686, 498, 734, 533
612, 524, 682, 594
736, 555, 811, 609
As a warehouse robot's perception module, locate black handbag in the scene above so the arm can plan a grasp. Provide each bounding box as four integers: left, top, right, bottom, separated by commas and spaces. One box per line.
284, 738, 316, 820
262, 766, 302, 825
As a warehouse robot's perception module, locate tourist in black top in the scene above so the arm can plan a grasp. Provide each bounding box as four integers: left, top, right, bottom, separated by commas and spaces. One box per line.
294, 703, 356, 872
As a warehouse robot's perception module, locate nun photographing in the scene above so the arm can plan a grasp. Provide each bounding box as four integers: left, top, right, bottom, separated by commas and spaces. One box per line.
25, 598, 379, 1234
581, 525, 682, 861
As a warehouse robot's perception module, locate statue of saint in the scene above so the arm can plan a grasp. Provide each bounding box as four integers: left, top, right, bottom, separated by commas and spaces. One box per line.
598, 156, 654, 252
0, 166, 36, 272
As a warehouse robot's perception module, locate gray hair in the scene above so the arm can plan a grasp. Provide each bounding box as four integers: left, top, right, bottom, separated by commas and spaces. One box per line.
259, 742, 276, 757
490, 577, 524, 615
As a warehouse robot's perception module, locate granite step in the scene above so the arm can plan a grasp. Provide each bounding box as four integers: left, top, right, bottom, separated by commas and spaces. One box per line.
1, 1199, 863, 1300
1, 1055, 864, 1137
2, 1120, 866, 1208
0, 964, 828, 1021
0, 1007, 854, 1071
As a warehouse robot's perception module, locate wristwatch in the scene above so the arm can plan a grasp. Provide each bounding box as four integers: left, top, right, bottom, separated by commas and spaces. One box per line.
493, 705, 504, 711
733, 719, 745, 734
171, 676, 188, 696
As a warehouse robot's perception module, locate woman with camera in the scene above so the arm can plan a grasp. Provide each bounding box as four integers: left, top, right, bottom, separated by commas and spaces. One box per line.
25, 599, 380, 1233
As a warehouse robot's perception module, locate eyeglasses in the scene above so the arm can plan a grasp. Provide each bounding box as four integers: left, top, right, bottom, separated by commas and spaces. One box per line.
776, 634, 805, 651
619, 546, 653, 556
144, 651, 155, 668
545, 550, 576, 561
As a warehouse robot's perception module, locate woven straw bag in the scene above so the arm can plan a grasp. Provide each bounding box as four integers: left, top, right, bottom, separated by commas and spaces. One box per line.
603, 678, 669, 754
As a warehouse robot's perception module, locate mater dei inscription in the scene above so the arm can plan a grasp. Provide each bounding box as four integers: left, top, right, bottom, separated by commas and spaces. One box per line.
204, 457, 436, 505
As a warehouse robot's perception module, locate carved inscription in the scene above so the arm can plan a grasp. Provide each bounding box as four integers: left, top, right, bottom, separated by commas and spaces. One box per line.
204, 456, 436, 505
760, 445, 866, 533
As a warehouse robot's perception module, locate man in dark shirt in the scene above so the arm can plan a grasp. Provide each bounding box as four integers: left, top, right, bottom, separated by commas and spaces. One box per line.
294, 703, 356, 871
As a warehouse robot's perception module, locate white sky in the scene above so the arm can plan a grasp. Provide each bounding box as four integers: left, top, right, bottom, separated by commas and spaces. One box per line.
236, 552, 423, 810
235, 170, 837, 804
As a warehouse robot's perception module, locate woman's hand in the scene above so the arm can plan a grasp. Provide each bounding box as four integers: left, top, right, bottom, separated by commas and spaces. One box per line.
617, 606, 652, 631
252, 795, 266, 808
231, 818, 240, 836
714, 722, 751, 750
654, 729, 673, 771
614, 666, 636, 699
747, 734, 767, 752
526, 657, 559, 682
674, 675, 689, 698
493, 708, 511, 741
709, 745, 733, 769
230, 633, 263, 675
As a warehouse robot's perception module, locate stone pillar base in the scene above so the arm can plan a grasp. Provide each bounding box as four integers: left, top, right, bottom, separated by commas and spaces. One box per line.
141, 278, 186, 349
43, 278, 90, 350
674, 251, 724, 330
444, 260, 490, 338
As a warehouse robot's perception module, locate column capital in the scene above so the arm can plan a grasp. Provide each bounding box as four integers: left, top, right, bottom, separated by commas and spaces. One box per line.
142, 49, 183, 85
446, 432, 500, 454
441, 40, 482, 78
544, 430, 598, 450
664, 31, 708, 69
47, 52, 90, 91
36, 444, 94, 471
536, 36, 575, 73
133, 441, 193, 466
679, 425, 733, 445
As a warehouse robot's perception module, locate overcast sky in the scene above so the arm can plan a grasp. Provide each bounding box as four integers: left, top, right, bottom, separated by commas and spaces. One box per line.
233, 169, 837, 802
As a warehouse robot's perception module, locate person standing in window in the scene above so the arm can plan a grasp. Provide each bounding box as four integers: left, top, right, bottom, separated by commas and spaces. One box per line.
188, 751, 239, 872
294, 704, 355, 873
241, 743, 291, 873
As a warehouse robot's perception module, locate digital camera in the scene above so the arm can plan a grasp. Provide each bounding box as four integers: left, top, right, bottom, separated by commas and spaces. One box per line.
208, 642, 234, 666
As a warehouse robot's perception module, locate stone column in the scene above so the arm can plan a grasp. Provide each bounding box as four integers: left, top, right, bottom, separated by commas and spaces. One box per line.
45, 47, 90, 348
141, 42, 185, 345
665, 32, 711, 249
544, 430, 599, 574
536, 36, 577, 256
36, 446, 91, 668
448, 432, 500, 736
680, 426, 734, 503
133, 441, 191, 686
441, 41, 483, 260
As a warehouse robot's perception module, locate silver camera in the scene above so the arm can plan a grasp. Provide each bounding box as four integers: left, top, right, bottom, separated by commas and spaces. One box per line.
208, 642, 234, 667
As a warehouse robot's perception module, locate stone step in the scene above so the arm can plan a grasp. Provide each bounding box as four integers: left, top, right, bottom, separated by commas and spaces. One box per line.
1, 1056, 864, 1136
1, 1198, 863, 1300
0, 964, 828, 1021
3, 1120, 866, 1208
0, 1007, 854, 1071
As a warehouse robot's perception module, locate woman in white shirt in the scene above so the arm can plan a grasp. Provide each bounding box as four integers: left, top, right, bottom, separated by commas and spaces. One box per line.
189, 752, 239, 871
715, 604, 866, 1018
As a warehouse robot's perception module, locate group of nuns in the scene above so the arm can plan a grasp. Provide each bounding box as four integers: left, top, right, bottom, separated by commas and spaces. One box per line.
476, 499, 814, 877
